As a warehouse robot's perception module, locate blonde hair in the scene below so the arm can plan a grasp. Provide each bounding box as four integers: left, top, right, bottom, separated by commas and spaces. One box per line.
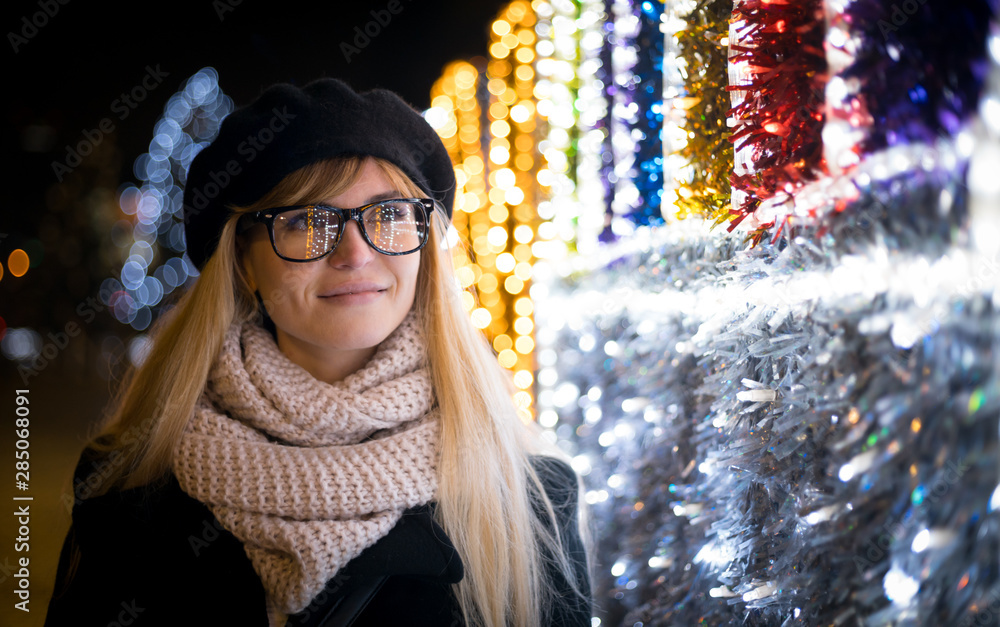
90, 156, 588, 625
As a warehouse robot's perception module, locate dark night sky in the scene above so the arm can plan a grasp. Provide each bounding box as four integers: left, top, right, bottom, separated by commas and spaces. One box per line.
1, 7, 514, 618
3, 0, 508, 242
2, 0, 509, 325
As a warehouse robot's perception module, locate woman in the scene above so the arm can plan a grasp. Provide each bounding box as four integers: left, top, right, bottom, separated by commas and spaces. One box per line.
45, 79, 591, 626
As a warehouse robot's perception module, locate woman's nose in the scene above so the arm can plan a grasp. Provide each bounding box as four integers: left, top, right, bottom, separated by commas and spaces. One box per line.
328, 219, 375, 268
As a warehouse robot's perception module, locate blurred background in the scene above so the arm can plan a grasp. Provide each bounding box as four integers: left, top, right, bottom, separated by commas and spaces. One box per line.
1, 1, 508, 623
5, 0, 1000, 625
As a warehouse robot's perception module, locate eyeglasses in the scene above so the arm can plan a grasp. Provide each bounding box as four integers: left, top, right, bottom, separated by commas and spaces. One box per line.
239, 198, 434, 262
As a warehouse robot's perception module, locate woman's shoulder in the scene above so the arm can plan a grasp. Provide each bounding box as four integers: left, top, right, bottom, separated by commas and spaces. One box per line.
67, 447, 198, 526
46, 448, 267, 626
63, 446, 248, 559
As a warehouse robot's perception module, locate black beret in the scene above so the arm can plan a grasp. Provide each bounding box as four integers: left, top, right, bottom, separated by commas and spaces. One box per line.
182, 78, 455, 270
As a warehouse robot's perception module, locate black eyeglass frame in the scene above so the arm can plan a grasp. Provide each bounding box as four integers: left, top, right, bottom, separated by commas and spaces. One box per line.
239, 197, 436, 262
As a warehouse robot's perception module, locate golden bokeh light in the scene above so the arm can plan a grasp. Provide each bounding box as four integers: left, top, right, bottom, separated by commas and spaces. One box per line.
429, 1, 543, 419
8, 249, 29, 277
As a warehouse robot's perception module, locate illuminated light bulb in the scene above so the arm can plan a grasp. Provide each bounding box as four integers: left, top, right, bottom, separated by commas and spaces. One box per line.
838, 463, 855, 482
493, 19, 511, 36
515, 153, 535, 170
505, 186, 525, 205
507, 1, 528, 22
472, 237, 492, 256
495, 167, 516, 189
514, 316, 534, 335
513, 370, 534, 389
498, 349, 518, 368
513, 390, 532, 409
491, 120, 512, 138
514, 297, 533, 316
463, 156, 485, 175
8, 250, 29, 277
502, 33, 520, 49
491, 42, 510, 58
490, 102, 510, 119
488, 226, 509, 247
513, 224, 534, 243
478, 273, 499, 293
515, 335, 535, 353
514, 261, 533, 280
505, 276, 525, 293
489, 59, 512, 77
884, 567, 919, 606
490, 146, 511, 164
455, 68, 477, 89
431, 94, 454, 109
455, 266, 476, 287
489, 204, 510, 222
424, 106, 450, 130
481, 290, 501, 307
461, 192, 481, 213
510, 104, 531, 123
459, 125, 480, 143
496, 252, 516, 273
911, 529, 930, 553
764, 121, 790, 136
516, 49, 535, 65
471, 308, 492, 329
493, 334, 513, 352
539, 410, 559, 428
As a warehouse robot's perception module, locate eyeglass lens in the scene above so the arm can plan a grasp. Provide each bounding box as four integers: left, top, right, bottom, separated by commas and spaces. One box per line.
271, 201, 428, 260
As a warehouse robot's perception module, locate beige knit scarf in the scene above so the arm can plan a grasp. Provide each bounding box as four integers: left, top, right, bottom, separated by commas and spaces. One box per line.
172, 312, 440, 614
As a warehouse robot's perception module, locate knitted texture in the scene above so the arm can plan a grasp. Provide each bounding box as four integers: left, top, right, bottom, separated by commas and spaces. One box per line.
172, 313, 439, 614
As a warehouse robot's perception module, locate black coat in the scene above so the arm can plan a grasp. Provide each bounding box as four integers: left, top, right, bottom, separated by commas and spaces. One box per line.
45, 449, 592, 627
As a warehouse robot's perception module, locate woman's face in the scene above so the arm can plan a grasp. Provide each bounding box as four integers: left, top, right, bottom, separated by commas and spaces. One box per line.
241, 159, 421, 380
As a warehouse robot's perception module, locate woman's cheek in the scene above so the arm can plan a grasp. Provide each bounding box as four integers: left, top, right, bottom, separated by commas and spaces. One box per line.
259, 266, 310, 315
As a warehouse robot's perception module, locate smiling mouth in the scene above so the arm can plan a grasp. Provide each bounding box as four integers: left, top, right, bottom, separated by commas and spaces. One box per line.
319, 286, 387, 298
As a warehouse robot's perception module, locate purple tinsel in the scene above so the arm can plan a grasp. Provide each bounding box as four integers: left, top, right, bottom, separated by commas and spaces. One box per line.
840, 0, 992, 153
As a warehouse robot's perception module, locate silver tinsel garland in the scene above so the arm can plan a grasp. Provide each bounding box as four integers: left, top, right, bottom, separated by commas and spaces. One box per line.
534, 145, 1000, 625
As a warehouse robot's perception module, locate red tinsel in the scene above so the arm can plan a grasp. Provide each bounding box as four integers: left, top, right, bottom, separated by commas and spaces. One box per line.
727, 0, 827, 242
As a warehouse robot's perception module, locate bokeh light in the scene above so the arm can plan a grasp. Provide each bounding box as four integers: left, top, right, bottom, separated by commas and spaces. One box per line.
8, 249, 29, 277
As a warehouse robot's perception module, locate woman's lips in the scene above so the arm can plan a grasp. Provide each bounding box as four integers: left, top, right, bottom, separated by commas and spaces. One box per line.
318, 282, 387, 304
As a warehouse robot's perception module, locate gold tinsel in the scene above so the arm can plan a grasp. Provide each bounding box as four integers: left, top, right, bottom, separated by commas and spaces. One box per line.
672, 0, 733, 223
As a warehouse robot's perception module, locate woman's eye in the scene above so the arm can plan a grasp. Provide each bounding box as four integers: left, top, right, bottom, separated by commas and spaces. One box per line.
280, 211, 312, 231
380, 203, 407, 219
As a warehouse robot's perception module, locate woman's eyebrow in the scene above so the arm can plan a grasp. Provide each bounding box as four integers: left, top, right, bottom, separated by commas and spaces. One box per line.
363, 190, 405, 204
